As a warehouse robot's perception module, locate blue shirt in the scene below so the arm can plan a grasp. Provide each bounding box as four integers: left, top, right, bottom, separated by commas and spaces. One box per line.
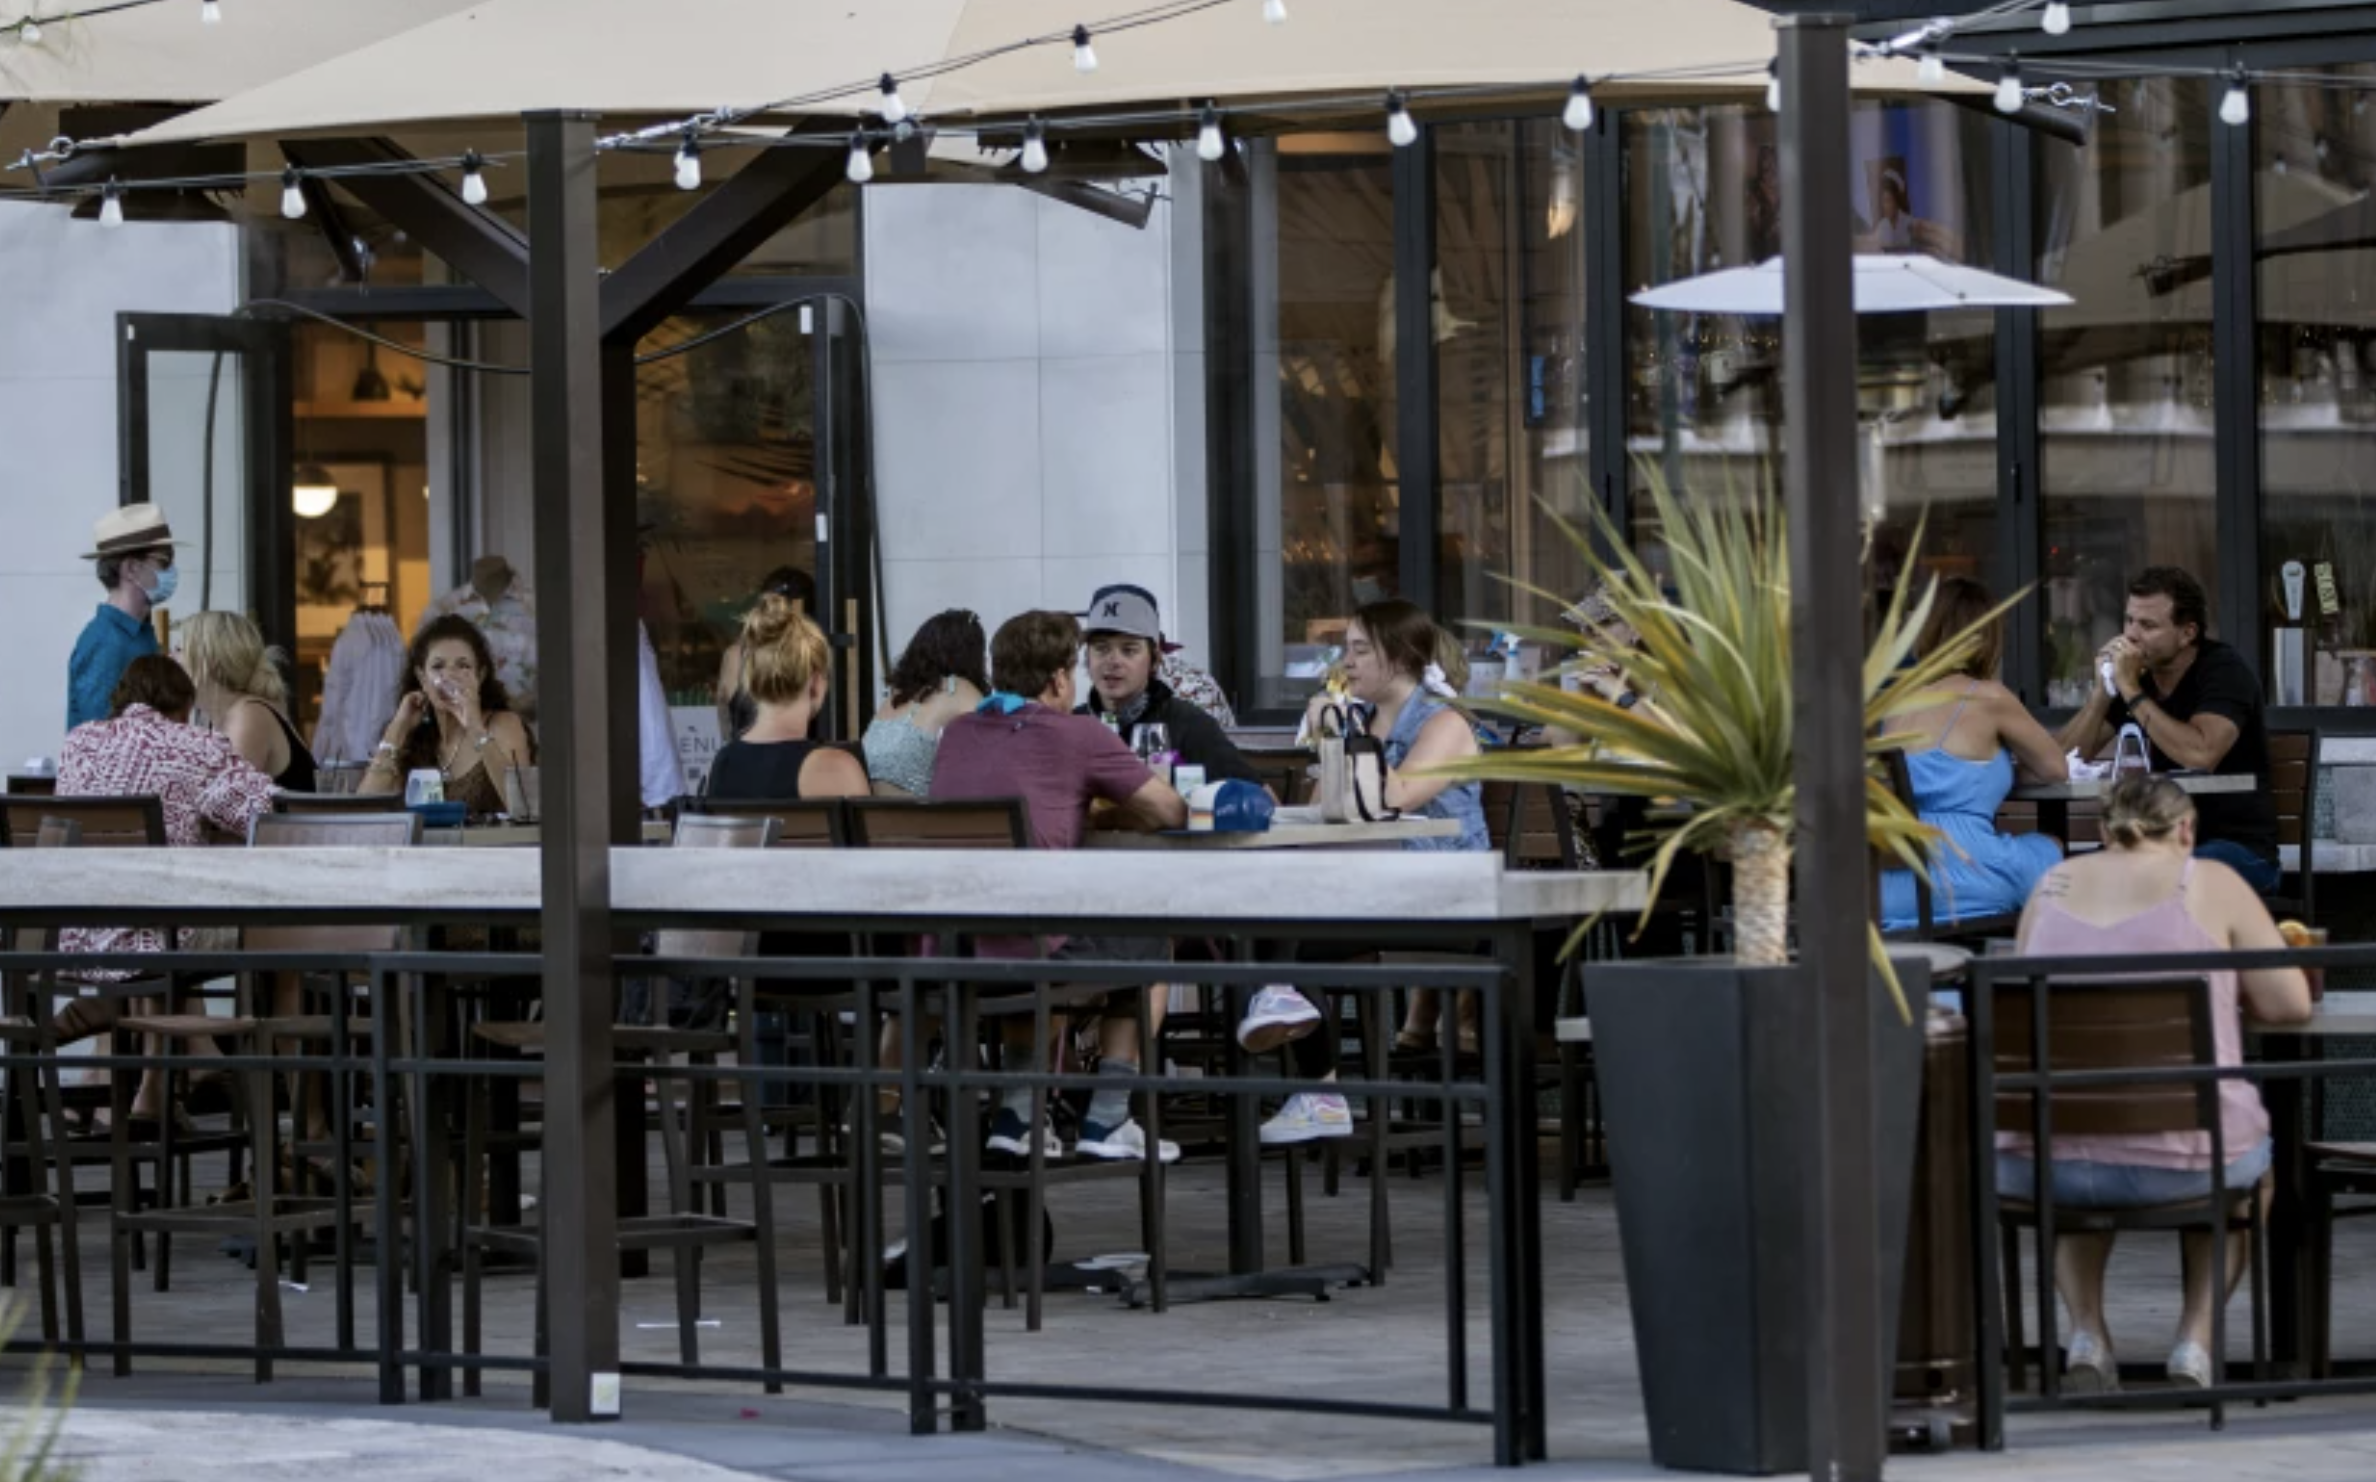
66, 604, 157, 733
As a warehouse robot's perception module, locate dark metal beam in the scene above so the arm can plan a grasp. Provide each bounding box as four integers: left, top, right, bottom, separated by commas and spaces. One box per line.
1991, 116, 2045, 706
1582, 106, 1631, 544
1393, 129, 1441, 609
282, 138, 533, 318
2211, 92, 2263, 680
600, 123, 845, 345
1778, 15, 1888, 1482
523, 109, 620, 1426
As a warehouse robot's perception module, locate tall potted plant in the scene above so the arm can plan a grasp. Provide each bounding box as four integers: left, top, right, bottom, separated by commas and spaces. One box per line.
1438, 473, 2012, 1475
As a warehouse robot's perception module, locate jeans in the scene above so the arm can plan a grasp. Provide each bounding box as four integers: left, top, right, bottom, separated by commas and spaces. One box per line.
2195, 839, 2282, 894
1996, 1136, 2273, 1209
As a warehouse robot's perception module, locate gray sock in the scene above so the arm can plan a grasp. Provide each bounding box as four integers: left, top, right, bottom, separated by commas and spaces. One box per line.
1000, 1087, 1036, 1123
1087, 1060, 1135, 1130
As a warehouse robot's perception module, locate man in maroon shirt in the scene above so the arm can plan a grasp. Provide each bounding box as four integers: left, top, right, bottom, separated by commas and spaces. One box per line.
931, 610, 1186, 1161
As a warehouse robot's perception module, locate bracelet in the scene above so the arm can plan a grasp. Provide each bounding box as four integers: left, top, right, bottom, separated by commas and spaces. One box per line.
372, 741, 398, 759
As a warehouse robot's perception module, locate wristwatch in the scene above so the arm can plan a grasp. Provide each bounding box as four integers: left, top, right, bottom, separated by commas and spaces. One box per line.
1615, 691, 1641, 711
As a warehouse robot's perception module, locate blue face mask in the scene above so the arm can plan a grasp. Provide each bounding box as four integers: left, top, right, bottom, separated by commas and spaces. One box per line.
141, 564, 180, 607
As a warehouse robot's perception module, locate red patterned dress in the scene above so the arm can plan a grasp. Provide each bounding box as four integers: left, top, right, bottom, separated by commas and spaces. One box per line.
57, 704, 278, 962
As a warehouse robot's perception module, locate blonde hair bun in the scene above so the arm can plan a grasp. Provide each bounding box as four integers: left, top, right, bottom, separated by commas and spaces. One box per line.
741, 593, 831, 705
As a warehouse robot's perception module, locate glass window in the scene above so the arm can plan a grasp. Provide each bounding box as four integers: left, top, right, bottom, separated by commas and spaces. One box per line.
1433, 121, 1592, 671
1248, 136, 1399, 713
1621, 102, 1999, 610
2034, 79, 2216, 707
2255, 65, 2376, 704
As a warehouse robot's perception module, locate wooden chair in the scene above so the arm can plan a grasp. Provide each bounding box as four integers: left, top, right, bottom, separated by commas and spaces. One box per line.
4, 776, 57, 798
0, 819, 87, 1357
845, 797, 1032, 849
681, 795, 849, 848
459, 811, 783, 1405
0, 795, 166, 849
1988, 974, 2267, 1429
2265, 728, 2319, 924
1237, 748, 1313, 807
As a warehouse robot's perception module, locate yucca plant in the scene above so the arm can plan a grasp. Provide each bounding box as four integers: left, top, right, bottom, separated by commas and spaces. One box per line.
1433, 468, 2020, 1008
0, 1297, 78, 1482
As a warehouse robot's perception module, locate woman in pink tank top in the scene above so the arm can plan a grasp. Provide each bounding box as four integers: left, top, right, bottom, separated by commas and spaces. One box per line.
1999, 776, 2312, 1393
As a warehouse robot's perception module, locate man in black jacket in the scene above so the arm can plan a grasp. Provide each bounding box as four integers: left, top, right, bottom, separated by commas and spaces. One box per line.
1074, 583, 1265, 792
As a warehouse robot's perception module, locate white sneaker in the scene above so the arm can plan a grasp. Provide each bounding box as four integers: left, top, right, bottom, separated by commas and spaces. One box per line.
1075, 1118, 1182, 1164
2166, 1339, 2211, 1390
1238, 986, 1322, 1053
1259, 1092, 1354, 1145
2065, 1329, 2119, 1393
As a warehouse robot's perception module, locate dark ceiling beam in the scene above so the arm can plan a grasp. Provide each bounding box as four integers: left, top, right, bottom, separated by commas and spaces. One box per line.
282, 137, 533, 317
599, 121, 845, 345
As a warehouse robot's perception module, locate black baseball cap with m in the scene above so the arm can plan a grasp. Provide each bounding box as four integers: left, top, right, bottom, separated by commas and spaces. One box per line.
1077, 583, 1182, 653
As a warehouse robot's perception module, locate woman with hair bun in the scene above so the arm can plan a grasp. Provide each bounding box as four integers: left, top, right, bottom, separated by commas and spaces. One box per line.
705, 593, 870, 800
1999, 775, 2312, 1394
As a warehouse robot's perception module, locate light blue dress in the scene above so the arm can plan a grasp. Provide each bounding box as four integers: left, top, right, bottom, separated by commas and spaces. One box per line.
1879, 736, 2060, 931
1380, 695, 1492, 853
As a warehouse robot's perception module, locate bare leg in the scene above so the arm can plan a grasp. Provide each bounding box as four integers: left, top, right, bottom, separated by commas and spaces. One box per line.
2176, 1180, 2267, 1351
2053, 1230, 2118, 1344
1400, 988, 1442, 1044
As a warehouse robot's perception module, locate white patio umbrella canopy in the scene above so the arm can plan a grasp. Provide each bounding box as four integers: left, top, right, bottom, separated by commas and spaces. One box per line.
1632, 253, 2074, 316
0, 0, 479, 104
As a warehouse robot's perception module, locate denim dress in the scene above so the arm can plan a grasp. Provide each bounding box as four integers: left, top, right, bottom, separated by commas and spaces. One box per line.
1380, 695, 1492, 853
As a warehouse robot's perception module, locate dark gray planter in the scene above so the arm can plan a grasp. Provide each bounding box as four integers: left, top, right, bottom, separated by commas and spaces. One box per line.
1590, 956, 1929, 1475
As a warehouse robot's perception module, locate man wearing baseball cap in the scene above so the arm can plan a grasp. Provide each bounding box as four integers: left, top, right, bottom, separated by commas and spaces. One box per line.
67, 503, 182, 732
1074, 583, 1263, 791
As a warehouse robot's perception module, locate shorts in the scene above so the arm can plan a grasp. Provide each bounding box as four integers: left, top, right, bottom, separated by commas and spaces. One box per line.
1995, 1137, 2273, 1209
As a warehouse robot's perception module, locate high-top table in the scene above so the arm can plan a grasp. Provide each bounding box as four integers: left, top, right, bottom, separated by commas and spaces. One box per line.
2008, 772, 2257, 844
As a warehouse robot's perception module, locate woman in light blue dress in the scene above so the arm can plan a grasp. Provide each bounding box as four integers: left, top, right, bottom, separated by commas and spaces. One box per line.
1880, 578, 2069, 932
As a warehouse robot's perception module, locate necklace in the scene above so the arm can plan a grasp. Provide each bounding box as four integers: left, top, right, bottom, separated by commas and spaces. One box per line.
439, 728, 477, 780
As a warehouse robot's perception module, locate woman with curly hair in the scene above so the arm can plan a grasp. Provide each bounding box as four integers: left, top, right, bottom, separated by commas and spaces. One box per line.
861, 609, 989, 797
358, 614, 535, 817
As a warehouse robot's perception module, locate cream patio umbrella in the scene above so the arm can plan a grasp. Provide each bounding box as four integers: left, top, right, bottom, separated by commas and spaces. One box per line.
102, 0, 1975, 151
1631, 252, 2073, 315
0, 0, 478, 104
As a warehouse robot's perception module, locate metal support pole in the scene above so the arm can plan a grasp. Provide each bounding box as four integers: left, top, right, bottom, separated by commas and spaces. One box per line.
1777, 18, 1886, 1481
524, 109, 621, 1425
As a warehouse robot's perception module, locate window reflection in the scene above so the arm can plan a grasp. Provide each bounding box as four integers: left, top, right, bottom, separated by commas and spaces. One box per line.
2035, 79, 2216, 706
2256, 66, 2376, 704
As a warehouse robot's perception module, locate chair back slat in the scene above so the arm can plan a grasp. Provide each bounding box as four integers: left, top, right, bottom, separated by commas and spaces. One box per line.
658, 813, 779, 962
0, 795, 166, 848
847, 798, 1031, 850
2269, 729, 2314, 851
1237, 748, 1311, 807
1481, 778, 1578, 869
246, 810, 423, 951
1994, 977, 2213, 1140
683, 797, 846, 848
34, 818, 79, 849
5, 775, 57, 797
273, 791, 410, 815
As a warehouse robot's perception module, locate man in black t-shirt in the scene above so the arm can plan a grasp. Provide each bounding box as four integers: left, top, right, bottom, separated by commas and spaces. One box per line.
2056, 566, 2280, 890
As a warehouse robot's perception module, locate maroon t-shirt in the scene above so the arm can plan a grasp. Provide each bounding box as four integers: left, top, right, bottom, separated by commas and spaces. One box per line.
928, 702, 1155, 850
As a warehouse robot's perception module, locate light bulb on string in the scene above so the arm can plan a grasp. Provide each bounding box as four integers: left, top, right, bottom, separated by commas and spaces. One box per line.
1562, 76, 1594, 133
280, 166, 307, 220
673, 130, 702, 191
201, 0, 221, 22
1386, 90, 1418, 147
1263, 0, 1287, 22
99, 180, 123, 229
2317, 134, 2331, 162
459, 150, 488, 206
878, 73, 908, 125
1021, 118, 1049, 174
1072, 24, 1098, 72
1994, 57, 2024, 114
845, 133, 875, 185
2042, 2, 2071, 36
1917, 45, 1944, 85
1196, 104, 1226, 163
17, 18, 39, 43
2220, 67, 2251, 127
1765, 61, 1781, 113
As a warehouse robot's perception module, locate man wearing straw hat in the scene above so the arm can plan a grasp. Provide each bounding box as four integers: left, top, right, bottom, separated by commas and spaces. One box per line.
67, 503, 182, 733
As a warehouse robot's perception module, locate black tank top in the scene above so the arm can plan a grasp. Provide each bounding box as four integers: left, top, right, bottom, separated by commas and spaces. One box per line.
705, 738, 816, 799
245, 700, 319, 793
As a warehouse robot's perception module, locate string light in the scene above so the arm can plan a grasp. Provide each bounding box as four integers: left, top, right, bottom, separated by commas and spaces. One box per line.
200, 0, 219, 21
1020, 117, 1049, 174
16, 16, 38, 42
2220, 65, 2251, 126
877, 72, 908, 125
1765, 61, 1781, 113
1195, 103, 1226, 162
1917, 45, 1945, 85
2041, 2, 2070, 36
1262, 0, 1286, 22
98, 179, 122, 228
1562, 76, 1594, 133
1995, 56, 2024, 113
459, 150, 488, 206
672, 129, 701, 191
844, 132, 874, 184
279, 165, 306, 220
1071, 23, 1098, 73
1386, 89, 1417, 147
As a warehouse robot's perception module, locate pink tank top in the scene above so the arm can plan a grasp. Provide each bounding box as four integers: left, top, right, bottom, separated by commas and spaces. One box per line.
1999, 860, 2266, 1172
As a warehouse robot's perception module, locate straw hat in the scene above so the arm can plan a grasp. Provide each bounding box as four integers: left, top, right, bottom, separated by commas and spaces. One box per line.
81, 503, 184, 560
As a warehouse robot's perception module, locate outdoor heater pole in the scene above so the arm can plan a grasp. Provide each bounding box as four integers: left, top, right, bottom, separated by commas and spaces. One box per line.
525, 109, 623, 1425
1777, 16, 1888, 1481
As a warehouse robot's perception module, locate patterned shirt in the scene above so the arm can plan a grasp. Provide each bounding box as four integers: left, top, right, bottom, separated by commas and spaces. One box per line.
58, 705, 279, 962
419, 578, 539, 722
1159, 654, 1237, 730
66, 604, 157, 734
